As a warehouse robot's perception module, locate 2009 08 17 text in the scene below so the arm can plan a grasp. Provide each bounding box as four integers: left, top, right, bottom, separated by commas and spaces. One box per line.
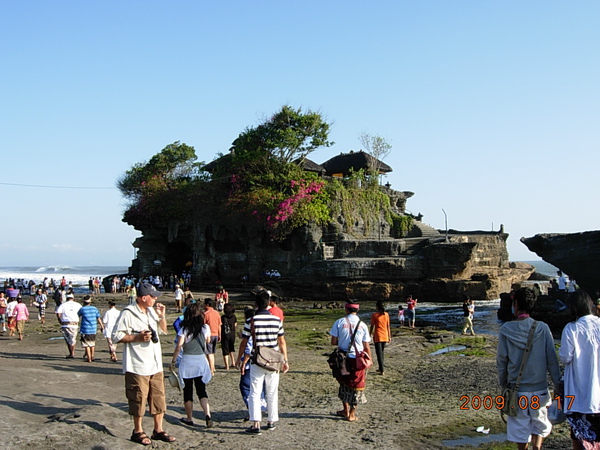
459, 395, 575, 411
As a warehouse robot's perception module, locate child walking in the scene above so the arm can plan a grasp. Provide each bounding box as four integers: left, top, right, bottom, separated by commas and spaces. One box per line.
397, 305, 405, 327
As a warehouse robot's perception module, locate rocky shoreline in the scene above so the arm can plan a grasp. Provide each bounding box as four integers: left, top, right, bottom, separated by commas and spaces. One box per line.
0, 290, 572, 449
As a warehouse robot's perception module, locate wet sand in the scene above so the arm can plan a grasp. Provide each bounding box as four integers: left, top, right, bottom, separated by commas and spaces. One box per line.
0, 290, 572, 449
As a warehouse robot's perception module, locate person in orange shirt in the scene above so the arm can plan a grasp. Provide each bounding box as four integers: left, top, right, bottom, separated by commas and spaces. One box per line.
203, 298, 222, 374
369, 300, 391, 375
268, 294, 284, 322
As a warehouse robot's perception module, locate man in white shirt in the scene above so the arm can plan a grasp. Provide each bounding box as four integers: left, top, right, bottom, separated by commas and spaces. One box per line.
173, 284, 184, 313
112, 283, 176, 445
557, 271, 567, 292
56, 294, 81, 358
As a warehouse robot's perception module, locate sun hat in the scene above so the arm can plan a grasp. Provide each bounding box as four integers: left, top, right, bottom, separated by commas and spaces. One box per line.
168, 371, 181, 390
168, 364, 184, 390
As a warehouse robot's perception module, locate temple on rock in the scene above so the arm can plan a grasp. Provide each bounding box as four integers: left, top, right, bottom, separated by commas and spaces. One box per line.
126, 150, 533, 302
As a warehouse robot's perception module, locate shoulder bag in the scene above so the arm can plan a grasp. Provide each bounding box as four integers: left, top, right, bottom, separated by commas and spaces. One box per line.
501, 320, 537, 418
251, 318, 285, 372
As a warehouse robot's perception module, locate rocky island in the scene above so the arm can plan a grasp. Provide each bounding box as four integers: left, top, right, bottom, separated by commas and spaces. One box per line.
119, 107, 533, 302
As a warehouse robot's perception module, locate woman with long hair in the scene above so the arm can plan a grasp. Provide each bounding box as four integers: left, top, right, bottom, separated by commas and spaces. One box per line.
221, 303, 237, 370
560, 290, 600, 450
171, 302, 214, 428
369, 300, 391, 375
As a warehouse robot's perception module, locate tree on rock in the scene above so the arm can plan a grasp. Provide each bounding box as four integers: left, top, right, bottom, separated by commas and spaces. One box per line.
230, 105, 333, 167
117, 141, 201, 203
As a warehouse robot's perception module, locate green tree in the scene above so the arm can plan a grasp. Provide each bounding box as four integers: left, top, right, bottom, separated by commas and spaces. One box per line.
231, 105, 333, 165
117, 141, 200, 202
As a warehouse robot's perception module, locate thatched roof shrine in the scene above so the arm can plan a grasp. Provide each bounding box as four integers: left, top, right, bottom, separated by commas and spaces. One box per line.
202, 153, 232, 173
321, 150, 392, 177
293, 157, 326, 174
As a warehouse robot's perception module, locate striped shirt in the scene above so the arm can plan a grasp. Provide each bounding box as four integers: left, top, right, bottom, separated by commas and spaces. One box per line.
242, 309, 284, 350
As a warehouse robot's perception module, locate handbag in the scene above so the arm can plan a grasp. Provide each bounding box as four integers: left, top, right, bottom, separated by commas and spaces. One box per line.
251, 318, 285, 372
501, 321, 537, 418
548, 396, 566, 424
349, 318, 372, 371
354, 351, 373, 371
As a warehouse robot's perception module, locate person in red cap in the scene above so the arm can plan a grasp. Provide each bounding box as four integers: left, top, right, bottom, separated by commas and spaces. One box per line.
330, 301, 372, 422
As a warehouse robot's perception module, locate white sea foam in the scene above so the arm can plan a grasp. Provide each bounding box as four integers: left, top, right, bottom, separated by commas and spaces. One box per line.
0, 266, 128, 290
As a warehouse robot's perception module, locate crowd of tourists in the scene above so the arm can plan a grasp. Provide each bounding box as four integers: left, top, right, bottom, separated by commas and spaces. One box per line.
3, 267, 600, 449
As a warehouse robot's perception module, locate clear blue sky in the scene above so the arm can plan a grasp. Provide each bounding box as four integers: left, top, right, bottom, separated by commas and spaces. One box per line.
1, 1, 598, 266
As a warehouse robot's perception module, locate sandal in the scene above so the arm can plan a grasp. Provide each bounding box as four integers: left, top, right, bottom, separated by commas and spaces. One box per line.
179, 417, 194, 426
151, 430, 176, 442
335, 410, 348, 417
130, 431, 151, 446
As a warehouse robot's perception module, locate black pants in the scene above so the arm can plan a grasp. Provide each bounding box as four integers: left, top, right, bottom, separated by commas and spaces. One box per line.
374, 342, 386, 373
183, 376, 208, 403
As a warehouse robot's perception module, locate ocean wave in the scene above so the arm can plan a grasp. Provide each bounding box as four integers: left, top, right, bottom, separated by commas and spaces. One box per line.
35, 266, 75, 273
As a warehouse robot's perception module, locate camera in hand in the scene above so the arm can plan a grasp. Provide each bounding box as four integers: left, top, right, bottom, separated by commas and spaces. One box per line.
149, 328, 158, 343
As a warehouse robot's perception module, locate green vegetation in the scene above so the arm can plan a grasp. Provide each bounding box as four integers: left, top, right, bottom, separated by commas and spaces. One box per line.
390, 213, 413, 238
282, 308, 341, 349
117, 106, 406, 240
326, 170, 393, 235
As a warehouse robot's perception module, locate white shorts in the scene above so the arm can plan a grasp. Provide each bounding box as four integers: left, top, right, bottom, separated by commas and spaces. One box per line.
506, 389, 552, 444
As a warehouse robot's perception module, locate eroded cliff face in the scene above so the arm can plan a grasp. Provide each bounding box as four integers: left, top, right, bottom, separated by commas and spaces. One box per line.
521, 231, 600, 293
129, 214, 533, 302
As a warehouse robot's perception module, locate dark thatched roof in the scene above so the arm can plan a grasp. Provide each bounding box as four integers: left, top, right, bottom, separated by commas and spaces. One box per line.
293, 157, 326, 174
202, 153, 233, 173
321, 150, 392, 177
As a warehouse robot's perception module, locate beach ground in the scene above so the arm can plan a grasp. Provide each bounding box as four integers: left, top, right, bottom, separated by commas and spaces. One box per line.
0, 290, 572, 449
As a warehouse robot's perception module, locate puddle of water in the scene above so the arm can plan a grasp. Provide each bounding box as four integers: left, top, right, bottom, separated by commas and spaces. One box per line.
429, 344, 467, 355
442, 432, 507, 447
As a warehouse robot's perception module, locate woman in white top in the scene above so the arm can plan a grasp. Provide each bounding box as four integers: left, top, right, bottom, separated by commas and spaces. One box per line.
171, 302, 213, 428
559, 290, 600, 450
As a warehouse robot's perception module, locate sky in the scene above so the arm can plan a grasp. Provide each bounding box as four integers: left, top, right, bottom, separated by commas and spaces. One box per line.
1, 1, 598, 267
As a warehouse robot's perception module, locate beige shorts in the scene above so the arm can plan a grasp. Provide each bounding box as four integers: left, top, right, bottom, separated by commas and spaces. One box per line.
125, 371, 166, 416
61, 327, 78, 346
80, 334, 96, 348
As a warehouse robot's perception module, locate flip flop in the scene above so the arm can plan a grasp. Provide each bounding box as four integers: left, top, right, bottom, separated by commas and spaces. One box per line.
335, 410, 347, 417
179, 418, 194, 426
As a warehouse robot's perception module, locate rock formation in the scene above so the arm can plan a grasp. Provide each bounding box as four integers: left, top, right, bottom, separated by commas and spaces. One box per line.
521, 231, 600, 294
128, 186, 533, 302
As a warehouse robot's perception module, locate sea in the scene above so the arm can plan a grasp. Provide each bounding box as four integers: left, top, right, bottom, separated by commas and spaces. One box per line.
521, 260, 559, 278
0, 265, 128, 294
0, 260, 559, 292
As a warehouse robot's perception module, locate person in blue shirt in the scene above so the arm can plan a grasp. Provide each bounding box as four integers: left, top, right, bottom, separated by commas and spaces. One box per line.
77, 295, 104, 363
